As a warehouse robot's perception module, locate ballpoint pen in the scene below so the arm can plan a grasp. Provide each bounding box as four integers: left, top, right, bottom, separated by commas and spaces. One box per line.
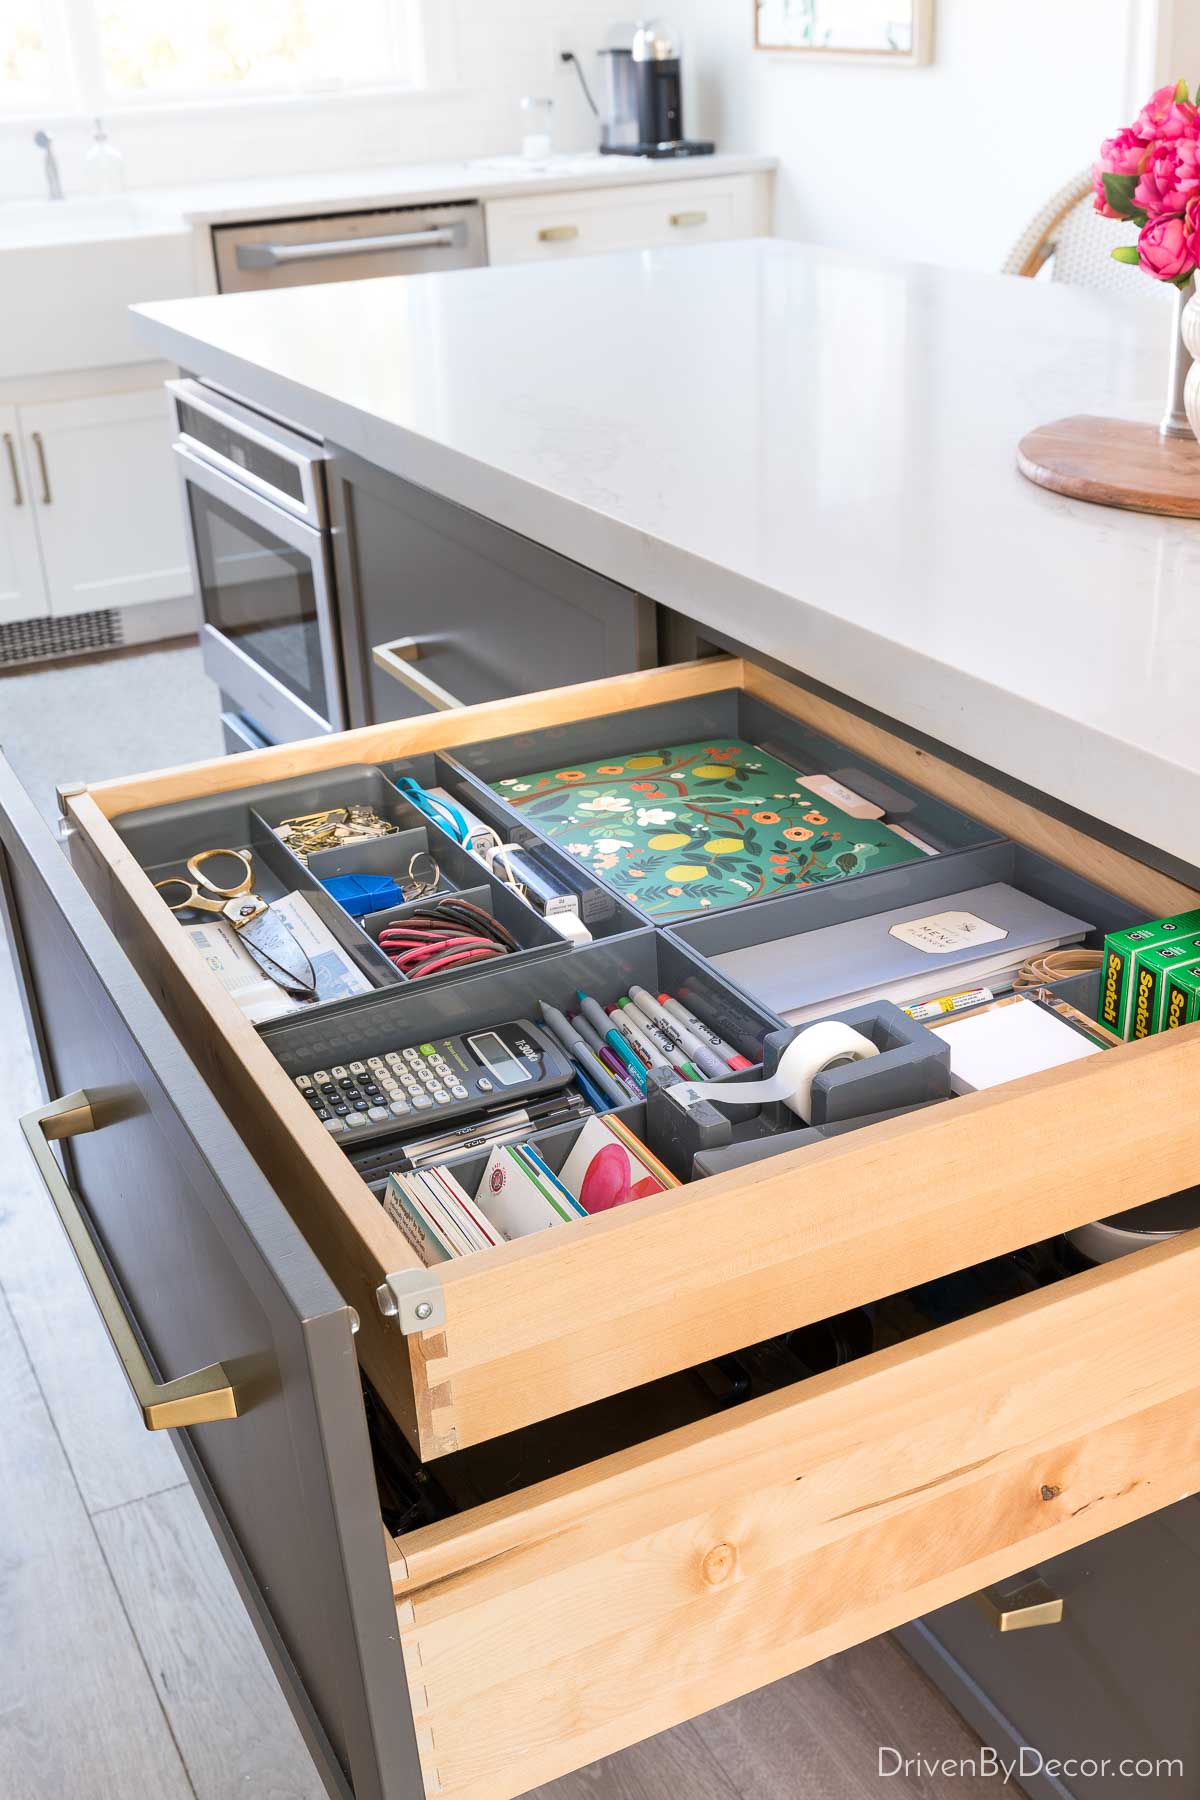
383, 1095, 586, 1164
400, 1104, 586, 1170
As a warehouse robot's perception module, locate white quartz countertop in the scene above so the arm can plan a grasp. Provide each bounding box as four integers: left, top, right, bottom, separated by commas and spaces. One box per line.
0, 152, 773, 246
133, 237, 1200, 869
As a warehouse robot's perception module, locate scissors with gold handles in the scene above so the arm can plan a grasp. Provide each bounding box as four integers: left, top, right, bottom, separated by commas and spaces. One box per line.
155, 848, 317, 1000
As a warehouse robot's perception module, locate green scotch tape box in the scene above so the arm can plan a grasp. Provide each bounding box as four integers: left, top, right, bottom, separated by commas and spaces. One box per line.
1130, 935, 1200, 1038
1101, 909, 1200, 1038
1163, 961, 1200, 1032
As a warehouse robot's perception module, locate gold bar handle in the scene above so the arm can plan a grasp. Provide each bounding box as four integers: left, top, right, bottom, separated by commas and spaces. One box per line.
670, 209, 709, 228
371, 636, 463, 712
20, 1090, 241, 1430
3, 432, 23, 506
975, 1574, 1063, 1632
537, 224, 579, 243
31, 430, 51, 504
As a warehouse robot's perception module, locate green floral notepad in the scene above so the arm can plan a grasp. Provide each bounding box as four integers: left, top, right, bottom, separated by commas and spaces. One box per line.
492, 738, 926, 920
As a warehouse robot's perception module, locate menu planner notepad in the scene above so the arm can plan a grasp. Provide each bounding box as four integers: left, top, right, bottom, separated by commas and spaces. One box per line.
710, 883, 1092, 1023
490, 740, 927, 920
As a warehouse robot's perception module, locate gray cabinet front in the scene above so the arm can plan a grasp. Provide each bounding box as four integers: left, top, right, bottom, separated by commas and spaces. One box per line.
0, 755, 419, 1800
329, 449, 657, 725
900, 1500, 1200, 1798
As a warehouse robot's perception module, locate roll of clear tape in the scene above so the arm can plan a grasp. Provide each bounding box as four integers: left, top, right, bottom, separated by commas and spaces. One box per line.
669, 1021, 880, 1124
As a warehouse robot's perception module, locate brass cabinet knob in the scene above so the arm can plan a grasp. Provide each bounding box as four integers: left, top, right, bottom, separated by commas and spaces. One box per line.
538, 224, 580, 243
975, 1573, 1064, 1632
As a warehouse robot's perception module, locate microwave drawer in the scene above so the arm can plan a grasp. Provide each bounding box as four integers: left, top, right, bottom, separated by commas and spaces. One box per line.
48, 655, 1200, 1473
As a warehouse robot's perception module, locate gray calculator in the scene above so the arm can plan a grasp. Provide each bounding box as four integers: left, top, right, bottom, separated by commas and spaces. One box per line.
293, 1019, 575, 1143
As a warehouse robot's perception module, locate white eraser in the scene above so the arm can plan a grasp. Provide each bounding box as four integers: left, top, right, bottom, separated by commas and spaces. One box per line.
545, 911, 593, 946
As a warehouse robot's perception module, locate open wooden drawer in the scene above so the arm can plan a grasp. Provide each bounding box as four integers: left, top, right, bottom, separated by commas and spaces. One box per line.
55, 656, 1200, 1467
4, 655, 1200, 1800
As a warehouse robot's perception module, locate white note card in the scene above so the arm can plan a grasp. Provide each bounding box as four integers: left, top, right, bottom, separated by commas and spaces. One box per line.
933, 1000, 1100, 1094
890, 910, 1008, 956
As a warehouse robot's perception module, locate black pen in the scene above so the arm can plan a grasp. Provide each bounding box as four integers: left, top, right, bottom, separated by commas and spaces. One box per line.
393, 1096, 586, 1163
398, 1105, 587, 1171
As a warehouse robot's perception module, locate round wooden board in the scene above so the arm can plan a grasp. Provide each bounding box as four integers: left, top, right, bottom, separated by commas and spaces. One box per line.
1017, 414, 1200, 517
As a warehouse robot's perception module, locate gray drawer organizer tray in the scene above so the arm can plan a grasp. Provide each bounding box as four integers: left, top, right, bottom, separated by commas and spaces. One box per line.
110, 761, 645, 1021
109, 705, 1149, 1197
444, 684, 1001, 927
668, 839, 1144, 995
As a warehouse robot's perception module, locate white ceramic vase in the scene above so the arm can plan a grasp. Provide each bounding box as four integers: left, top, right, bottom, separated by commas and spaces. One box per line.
1180, 278, 1200, 441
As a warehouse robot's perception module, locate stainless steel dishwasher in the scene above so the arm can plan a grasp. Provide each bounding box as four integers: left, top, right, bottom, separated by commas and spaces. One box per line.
211, 201, 487, 293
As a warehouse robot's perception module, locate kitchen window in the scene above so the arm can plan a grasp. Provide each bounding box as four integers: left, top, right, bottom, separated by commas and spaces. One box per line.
0, 0, 444, 114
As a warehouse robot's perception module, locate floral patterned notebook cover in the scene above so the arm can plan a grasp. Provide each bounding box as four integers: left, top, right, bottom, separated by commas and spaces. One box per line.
491, 738, 925, 920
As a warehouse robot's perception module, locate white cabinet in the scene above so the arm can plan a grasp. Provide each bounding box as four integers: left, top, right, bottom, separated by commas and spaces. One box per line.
0, 407, 48, 624
484, 173, 771, 266
18, 388, 190, 616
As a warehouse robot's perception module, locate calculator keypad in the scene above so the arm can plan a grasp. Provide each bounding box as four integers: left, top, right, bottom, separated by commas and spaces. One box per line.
291, 1022, 572, 1146
295, 1043, 488, 1135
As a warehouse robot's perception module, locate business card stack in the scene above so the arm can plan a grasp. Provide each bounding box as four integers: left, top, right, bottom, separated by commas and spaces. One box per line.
384, 1115, 677, 1266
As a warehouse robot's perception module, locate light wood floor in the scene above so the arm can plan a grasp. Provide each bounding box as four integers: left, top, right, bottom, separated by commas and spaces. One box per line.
0, 643, 1010, 1799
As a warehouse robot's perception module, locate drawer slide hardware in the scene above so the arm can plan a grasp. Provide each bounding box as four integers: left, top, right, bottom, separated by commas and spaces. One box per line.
975, 1574, 1064, 1632
20, 1089, 242, 1430
376, 1269, 447, 1334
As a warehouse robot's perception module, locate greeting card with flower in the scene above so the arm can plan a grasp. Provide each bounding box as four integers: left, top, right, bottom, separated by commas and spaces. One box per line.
492, 739, 925, 920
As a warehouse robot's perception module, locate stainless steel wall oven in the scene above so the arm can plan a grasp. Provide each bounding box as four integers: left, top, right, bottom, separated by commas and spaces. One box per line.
170, 378, 346, 743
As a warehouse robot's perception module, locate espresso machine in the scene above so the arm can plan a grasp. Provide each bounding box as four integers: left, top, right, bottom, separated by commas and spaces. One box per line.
599, 19, 714, 158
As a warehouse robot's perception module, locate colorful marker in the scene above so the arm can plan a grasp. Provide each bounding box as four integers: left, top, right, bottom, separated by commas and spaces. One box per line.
658, 995, 753, 1070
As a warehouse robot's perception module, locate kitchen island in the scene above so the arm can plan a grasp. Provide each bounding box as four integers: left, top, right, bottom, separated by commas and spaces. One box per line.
134, 236, 1200, 873
3, 236, 1197, 1800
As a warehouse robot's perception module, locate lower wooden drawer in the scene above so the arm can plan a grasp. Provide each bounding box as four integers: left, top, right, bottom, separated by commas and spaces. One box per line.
388, 1230, 1200, 1798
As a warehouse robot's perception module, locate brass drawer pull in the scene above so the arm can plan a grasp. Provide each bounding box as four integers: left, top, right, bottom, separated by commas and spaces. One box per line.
31, 429, 51, 504
3, 432, 22, 506
975, 1575, 1064, 1631
538, 224, 579, 243
20, 1090, 241, 1430
372, 636, 464, 712
670, 209, 709, 228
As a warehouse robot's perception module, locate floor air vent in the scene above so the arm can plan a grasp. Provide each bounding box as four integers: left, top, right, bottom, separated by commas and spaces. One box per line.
0, 608, 124, 668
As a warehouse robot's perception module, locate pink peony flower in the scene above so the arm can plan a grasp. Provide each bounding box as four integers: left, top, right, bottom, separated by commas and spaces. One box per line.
1093, 126, 1148, 215
1134, 82, 1200, 142
1137, 210, 1196, 281
1183, 194, 1200, 266
1135, 135, 1200, 215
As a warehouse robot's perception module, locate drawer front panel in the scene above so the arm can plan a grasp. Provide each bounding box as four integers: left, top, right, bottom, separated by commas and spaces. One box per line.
394, 1234, 1200, 1798
0, 756, 417, 1800
483, 176, 757, 265
909, 1500, 1200, 1798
